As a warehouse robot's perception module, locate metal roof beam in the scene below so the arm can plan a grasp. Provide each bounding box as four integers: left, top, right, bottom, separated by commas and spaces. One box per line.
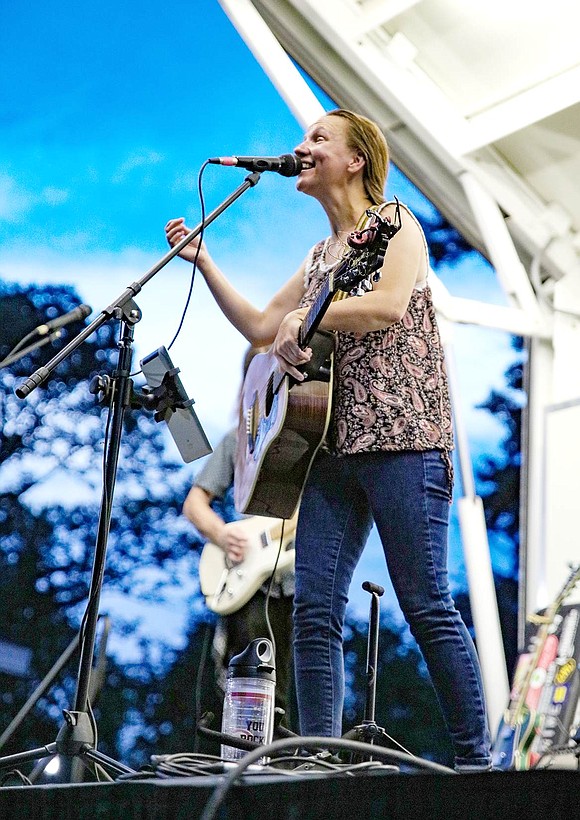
287, 0, 472, 157
217, 0, 325, 128
429, 273, 551, 339
247, 0, 579, 286
459, 171, 547, 329
462, 66, 580, 153
353, 0, 423, 36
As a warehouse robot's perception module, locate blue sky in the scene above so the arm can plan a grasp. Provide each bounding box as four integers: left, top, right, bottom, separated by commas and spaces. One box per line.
1, 0, 518, 647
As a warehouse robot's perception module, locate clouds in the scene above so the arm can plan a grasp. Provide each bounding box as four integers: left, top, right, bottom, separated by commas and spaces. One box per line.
111, 150, 165, 184
0, 173, 69, 223
0, 241, 275, 446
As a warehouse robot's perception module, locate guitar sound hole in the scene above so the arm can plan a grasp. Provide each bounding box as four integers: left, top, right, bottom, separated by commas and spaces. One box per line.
265, 375, 274, 417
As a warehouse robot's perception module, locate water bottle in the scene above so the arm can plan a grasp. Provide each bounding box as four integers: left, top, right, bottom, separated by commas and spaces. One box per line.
220, 638, 276, 761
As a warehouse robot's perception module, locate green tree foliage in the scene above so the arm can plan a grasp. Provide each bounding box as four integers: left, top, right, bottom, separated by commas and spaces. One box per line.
416, 209, 473, 266
0, 280, 201, 771
476, 340, 524, 570
125, 614, 222, 764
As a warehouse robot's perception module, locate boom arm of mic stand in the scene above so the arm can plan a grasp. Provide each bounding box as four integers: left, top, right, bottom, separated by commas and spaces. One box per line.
0, 330, 63, 370
14, 170, 263, 400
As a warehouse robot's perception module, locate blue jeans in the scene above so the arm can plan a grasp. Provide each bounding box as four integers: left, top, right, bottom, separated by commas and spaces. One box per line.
293, 449, 491, 768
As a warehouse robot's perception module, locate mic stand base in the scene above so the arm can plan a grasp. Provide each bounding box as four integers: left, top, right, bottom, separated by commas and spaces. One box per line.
341, 723, 400, 769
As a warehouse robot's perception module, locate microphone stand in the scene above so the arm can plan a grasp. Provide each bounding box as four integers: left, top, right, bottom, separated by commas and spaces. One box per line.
0, 330, 64, 369
0, 171, 262, 782
342, 581, 398, 768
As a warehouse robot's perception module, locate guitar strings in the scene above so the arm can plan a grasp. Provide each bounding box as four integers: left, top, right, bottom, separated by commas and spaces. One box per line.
246, 229, 376, 412
244, 274, 334, 411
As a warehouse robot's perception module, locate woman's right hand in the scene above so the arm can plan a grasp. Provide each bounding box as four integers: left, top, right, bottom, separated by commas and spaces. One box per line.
165, 216, 208, 265
271, 307, 312, 381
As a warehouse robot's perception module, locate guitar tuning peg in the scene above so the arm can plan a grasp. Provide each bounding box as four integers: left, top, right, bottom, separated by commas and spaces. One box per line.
372, 271, 382, 283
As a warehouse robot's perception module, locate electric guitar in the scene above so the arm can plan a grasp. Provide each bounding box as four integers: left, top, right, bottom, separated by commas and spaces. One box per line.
234, 206, 402, 519
491, 562, 580, 770
199, 512, 297, 615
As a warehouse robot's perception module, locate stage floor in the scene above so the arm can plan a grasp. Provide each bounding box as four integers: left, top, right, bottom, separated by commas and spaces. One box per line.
0, 767, 578, 820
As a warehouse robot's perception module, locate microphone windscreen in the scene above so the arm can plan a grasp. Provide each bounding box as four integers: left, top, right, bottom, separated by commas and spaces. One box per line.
278, 154, 303, 177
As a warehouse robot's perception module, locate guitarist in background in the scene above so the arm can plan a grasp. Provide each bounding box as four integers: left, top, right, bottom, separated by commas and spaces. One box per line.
182, 347, 295, 725
166, 108, 492, 771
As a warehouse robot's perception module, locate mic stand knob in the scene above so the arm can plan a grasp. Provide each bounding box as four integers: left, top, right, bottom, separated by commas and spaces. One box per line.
89, 374, 112, 403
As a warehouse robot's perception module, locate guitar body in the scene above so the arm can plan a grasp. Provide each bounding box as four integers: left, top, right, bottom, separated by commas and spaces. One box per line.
514, 631, 559, 769
199, 514, 297, 615
514, 709, 543, 771
234, 331, 335, 519
491, 651, 533, 770
491, 707, 532, 770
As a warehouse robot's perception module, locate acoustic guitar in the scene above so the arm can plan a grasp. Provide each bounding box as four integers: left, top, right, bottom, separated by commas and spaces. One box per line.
199, 512, 297, 615
234, 206, 402, 519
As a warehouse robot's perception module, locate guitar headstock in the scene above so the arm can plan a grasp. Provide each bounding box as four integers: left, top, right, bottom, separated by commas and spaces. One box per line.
332, 200, 402, 295
299, 200, 403, 348
544, 561, 580, 619
559, 562, 580, 603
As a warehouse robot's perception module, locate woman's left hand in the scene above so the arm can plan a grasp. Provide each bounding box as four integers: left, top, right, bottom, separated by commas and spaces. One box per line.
271, 307, 312, 380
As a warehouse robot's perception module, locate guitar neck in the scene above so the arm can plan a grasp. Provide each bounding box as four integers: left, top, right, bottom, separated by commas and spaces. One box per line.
271, 269, 337, 396
508, 621, 550, 722
508, 565, 580, 723
297, 207, 399, 349
271, 218, 389, 395
299, 273, 335, 348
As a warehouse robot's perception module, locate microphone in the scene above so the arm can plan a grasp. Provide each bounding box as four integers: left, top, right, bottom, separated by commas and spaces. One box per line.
208, 153, 303, 177
36, 304, 92, 336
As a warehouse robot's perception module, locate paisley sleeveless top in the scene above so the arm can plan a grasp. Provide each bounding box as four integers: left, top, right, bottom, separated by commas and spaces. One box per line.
299, 202, 454, 487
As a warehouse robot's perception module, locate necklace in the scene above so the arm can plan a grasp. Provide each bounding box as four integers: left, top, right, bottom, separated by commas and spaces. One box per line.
324, 234, 350, 263
321, 206, 376, 269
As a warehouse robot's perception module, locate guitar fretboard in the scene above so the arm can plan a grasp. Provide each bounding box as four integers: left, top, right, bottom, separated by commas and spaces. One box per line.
299, 272, 334, 347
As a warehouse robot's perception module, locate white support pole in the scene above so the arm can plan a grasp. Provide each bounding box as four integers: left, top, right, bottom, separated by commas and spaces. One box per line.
457, 496, 510, 738
523, 336, 553, 617
217, 0, 326, 129
459, 171, 546, 332
445, 341, 510, 738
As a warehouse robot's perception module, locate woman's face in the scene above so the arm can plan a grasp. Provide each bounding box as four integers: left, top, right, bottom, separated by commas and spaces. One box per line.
294, 115, 360, 197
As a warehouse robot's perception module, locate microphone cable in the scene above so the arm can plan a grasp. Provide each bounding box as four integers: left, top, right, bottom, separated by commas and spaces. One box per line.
166, 160, 209, 353
261, 517, 289, 666
129, 160, 209, 379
